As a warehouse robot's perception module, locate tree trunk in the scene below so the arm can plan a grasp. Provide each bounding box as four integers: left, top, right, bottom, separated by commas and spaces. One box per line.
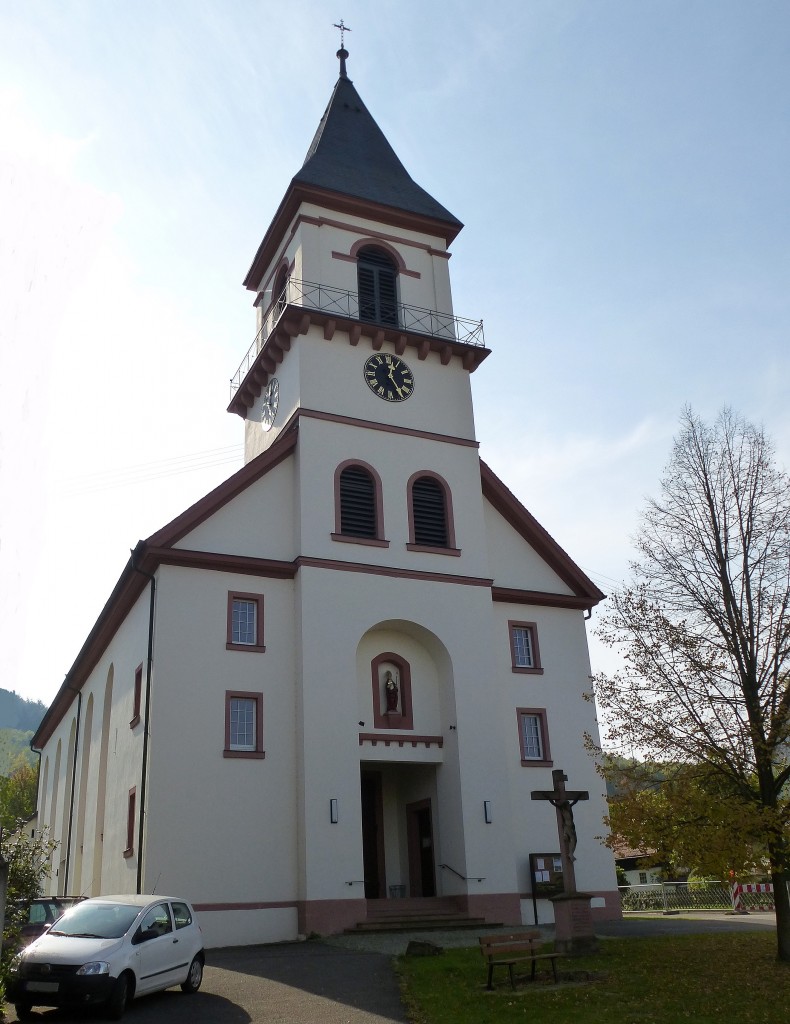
769, 834, 790, 962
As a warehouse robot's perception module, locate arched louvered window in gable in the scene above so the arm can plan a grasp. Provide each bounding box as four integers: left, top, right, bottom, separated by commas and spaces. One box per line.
357, 246, 398, 326
409, 474, 456, 550
334, 462, 385, 543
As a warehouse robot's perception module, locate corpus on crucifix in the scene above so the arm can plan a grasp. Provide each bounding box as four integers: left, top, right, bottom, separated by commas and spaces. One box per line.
531, 769, 589, 895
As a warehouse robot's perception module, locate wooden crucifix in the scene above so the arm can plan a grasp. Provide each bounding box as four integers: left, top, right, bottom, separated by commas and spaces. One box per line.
531, 769, 589, 894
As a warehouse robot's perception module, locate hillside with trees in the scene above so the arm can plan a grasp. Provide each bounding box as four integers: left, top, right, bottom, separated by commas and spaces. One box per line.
0, 687, 46, 774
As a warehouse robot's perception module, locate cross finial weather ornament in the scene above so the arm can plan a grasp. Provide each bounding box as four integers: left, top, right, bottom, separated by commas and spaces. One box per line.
333, 19, 351, 78
333, 19, 351, 47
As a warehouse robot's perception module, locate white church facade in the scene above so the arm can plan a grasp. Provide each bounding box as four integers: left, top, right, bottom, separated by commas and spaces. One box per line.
32, 49, 619, 948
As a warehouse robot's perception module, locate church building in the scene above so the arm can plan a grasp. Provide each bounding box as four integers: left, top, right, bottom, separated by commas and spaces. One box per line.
32, 45, 619, 948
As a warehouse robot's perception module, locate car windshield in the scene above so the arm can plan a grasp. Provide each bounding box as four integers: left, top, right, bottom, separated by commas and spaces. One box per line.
49, 901, 142, 939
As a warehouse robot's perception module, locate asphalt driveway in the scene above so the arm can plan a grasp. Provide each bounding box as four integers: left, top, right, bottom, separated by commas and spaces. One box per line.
2, 941, 408, 1024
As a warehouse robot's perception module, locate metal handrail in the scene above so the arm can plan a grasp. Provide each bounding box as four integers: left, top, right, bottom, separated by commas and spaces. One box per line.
439, 863, 485, 883
230, 278, 485, 395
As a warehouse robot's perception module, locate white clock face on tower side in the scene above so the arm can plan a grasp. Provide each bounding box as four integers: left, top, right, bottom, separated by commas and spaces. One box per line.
261, 377, 279, 431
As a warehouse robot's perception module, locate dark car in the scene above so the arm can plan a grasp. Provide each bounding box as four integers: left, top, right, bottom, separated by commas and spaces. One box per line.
1, 897, 84, 953
17, 897, 85, 947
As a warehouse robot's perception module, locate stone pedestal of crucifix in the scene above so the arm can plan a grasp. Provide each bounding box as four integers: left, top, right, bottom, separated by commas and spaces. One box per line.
531, 769, 599, 955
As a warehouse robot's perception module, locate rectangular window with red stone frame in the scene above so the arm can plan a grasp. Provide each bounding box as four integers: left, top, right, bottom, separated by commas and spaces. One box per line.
508, 621, 543, 674
124, 788, 136, 858
227, 592, 265, 651
516, 708, 553, 767
224, 691, 265, 759
130, 663, 143, 727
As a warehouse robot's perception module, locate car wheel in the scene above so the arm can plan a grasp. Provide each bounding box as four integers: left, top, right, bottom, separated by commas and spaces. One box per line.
14, 1004, 34, 1022
104, 973, 130, 1020
181, 954, 204, 993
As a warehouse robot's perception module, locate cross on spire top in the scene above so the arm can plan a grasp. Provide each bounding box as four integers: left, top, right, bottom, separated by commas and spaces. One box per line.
333, 19, 352, 48
333, 19, 352, 77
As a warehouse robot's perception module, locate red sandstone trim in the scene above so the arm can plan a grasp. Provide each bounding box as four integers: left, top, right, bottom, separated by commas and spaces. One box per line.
299, 898, 367, 936
507, 620, 543, 673
296, 555, 492, 588
358, 733, 442, 748
406, 469, 457, 550
154, 549, 295, 579
193, 901, 297, 912
516, 707, 553, 767
309, 213, 449, 257
333, 459, 386, 541
492, 587, 595, 610
370, 652, 414, 730
243, 185, 460, 290
297, 406, 479, 448
228, 311, 489, 417
463, 892, 522, 926
226, 591, 266, 651
224, 690, 264, 757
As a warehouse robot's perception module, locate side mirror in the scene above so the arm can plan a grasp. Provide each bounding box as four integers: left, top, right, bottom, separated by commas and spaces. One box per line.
132, 928, 158, 945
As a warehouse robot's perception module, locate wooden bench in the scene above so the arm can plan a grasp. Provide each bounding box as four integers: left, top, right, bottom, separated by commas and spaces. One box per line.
479, 930, 564, 990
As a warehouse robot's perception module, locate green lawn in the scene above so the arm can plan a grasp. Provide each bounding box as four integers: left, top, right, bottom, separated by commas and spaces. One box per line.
397, 932, 790, 1024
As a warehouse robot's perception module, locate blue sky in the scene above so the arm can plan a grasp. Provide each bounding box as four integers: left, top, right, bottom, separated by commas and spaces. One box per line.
1, 0, 788, 704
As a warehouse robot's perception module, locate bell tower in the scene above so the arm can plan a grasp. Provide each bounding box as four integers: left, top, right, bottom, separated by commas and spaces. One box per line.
227, 44, 489, 466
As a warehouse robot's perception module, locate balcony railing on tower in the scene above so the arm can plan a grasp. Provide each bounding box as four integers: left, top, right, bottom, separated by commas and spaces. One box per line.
230, 278, 485, 397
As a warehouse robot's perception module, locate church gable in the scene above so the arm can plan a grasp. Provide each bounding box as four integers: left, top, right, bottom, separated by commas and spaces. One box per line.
480, 460, 605, 607
170, 453, 295, 560
484, 499, 575, 595
146, 427, 297, 553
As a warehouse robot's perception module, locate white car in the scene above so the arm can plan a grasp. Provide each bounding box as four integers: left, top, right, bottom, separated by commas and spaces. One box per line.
7, 894, 205, 1020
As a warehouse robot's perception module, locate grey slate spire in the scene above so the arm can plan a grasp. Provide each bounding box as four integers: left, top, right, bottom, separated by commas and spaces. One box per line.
243, 47, 461, 290
292, 61, 462, 232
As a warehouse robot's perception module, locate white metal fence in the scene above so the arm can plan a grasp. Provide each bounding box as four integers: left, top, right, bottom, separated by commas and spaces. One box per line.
619, 881, 779, 913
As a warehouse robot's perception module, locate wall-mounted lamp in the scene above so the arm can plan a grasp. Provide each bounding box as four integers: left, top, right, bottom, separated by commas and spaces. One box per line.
449, 725, 457, 731
330, 798, 339, 824
358, 721, 365, 727
484, 800, 492, 824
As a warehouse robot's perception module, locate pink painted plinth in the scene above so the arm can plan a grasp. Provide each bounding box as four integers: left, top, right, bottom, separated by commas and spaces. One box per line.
551, 892, 599, 955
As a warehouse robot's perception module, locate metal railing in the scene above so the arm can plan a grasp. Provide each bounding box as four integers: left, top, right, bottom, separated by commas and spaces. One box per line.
619, 881, 778, 913
229, 279, 485, 396
439, 863, 485, 883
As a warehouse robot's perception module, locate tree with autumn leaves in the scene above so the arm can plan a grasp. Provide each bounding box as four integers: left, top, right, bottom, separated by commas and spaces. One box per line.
603, 757, 772, 882
591, 408, 790, 961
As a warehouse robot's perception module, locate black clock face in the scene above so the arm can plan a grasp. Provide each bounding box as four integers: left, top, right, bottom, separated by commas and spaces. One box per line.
363, 354, 414, 402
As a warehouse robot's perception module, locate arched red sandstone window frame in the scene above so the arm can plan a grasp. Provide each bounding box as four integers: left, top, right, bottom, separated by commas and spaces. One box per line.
332, 459, 388, 547
406, 470, 459, 554
370, 652, 414, 730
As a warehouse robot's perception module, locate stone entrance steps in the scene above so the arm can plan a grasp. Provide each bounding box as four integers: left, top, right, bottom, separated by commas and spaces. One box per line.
348, 896, 491, 933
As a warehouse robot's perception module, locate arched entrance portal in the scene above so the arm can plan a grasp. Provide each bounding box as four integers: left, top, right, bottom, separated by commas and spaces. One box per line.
356, 621, 456, 904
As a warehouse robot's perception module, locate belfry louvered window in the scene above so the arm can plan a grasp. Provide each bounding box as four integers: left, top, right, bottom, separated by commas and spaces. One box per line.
339, 465, 378, 538
357, 246, 398, 326
273, 267, 288, 317
411, 476, 448, 547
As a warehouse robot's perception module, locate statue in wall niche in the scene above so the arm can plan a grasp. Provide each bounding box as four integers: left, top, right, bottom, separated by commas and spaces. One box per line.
384, 669, 400, 713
